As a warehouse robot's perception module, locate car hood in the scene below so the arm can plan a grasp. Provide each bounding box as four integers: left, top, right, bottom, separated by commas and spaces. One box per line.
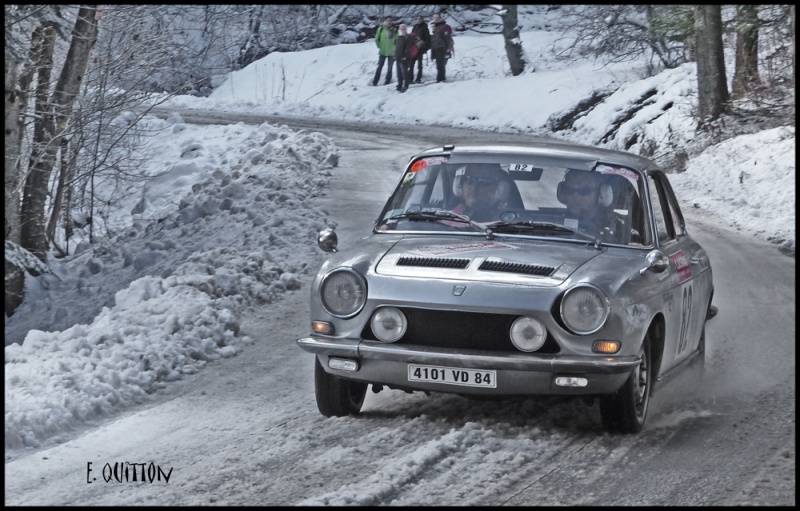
375, 236, 603, 286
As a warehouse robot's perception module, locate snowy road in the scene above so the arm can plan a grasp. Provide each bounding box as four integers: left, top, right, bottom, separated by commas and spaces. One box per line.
5, 112, 795, 505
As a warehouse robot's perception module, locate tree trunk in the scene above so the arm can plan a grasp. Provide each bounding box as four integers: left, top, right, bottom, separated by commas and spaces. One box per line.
20, 6, 99, 261
238, 5, 265, 68
500, 5, 526, 76
5, 57, 21, 241
15, 25, 45, 165
46, 137, 71, 253
732, 5, 760, 98
790, 5, 795, 81
19, 23, 58, 261
694, 5, 729, 126
5, 56, 25, 317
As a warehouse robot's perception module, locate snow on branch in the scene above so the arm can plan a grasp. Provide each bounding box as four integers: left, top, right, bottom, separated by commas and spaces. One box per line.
5, 240, 55, 277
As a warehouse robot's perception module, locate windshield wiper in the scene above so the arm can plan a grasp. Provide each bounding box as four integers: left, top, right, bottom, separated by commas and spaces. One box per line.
490, 220, 601, 248
389, 210, 494, 239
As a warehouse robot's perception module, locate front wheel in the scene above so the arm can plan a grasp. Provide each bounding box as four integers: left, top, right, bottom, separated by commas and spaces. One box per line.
599, 334, 652, 434
314, 357, 368, 417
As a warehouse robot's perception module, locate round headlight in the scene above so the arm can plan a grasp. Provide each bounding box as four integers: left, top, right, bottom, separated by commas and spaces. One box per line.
320, 268, 367, 318
560, 284, 610, 335
370, 307, 407, 342
509, 316, 547, 352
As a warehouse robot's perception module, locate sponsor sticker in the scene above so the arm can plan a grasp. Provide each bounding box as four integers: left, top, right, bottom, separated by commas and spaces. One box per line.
411, 156, 449, 172
597, 164, 639, 181
410, 160, 427, 172
425, 156, 449, 165
669, 250, 692, 283
414, 241, 514, 255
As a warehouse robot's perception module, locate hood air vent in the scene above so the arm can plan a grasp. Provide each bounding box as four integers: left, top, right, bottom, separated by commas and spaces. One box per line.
396, 256, 470, 269
479, 259, 555, 276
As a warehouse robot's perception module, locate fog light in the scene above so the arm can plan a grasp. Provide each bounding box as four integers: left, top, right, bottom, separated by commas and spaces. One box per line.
370, 307, 407, 342
555, 376, 588, 387
592, 340, 620, 354
328, 357, 359, 372
312, 321, 334, 334
509, 316, 547, 352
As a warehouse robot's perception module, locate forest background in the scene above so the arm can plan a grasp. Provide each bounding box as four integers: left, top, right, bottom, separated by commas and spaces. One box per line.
4, 4, 796, 318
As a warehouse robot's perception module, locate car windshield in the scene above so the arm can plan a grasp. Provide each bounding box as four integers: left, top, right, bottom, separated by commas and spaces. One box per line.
376, 156, 652, 247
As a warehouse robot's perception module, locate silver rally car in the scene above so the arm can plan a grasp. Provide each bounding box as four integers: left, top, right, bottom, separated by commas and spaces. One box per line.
297, 142, 714, 434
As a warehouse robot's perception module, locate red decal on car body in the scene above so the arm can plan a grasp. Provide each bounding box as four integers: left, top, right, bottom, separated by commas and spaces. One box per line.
669, 251, 692, 283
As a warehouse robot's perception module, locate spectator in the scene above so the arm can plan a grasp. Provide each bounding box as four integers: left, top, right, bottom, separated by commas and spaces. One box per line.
430, 12, 453, 83
411, 15, 431, 83
394, 24, 416, 93
372, 16, 398, 86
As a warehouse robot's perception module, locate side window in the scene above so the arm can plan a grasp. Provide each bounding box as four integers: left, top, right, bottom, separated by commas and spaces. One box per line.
647, 174, 674, 243
406, 166, 444, 208
661, 175, 686, 237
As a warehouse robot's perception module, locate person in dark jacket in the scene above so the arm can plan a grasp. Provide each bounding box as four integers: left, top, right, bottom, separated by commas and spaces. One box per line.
411, 15, 431, 83
557, 169, 624, 242
452, 165, 506, 222
372, 16, 398, 86
429, 12, 454, 83
394, 24, 416, 92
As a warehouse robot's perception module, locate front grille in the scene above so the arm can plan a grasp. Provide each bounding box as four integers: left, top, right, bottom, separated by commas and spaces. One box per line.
396, 256, 470, 269
362, 308, 560, 353
478, 260, 555, 276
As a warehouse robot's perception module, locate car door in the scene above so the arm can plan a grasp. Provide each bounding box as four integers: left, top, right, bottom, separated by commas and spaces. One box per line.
647, 171, 711, 370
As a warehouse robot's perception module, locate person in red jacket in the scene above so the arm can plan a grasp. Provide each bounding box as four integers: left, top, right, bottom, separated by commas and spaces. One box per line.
411, 15, 431, 83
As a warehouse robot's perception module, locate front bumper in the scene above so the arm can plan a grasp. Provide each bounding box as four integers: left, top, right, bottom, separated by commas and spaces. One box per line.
297, 336, 639, 396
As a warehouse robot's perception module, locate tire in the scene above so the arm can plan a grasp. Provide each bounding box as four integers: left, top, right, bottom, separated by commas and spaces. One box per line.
600, 334, 652, 434
690, 297, 712, 377
314, 357, 368, 417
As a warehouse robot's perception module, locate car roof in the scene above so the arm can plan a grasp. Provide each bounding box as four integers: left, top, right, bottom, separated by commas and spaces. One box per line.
416, 141, 660, 172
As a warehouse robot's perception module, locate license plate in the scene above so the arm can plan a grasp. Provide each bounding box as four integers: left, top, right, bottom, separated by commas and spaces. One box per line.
408, 364, 497, 388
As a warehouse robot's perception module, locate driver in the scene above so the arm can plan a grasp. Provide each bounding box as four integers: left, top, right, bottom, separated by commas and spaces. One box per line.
452, 164, 506, 222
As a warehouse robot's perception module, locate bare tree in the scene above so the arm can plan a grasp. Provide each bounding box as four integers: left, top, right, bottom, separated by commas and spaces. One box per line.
4, 5, 69, 316
498, 5, 526, 76
694, 5, 729, 126
445, 5, 528, 76
792, 5, 796, 79
5, 54, 26, 316
19, 20, 58, 257
52, 5, 185, 249
5, 53, 22, 242
20, 6, 99, 261
555, 5, 691, 74
732, 4, 760, 98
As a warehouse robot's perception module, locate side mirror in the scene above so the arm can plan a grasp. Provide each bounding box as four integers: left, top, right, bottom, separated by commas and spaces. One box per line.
638, 250, 669, 275
317, 228, 338, 253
